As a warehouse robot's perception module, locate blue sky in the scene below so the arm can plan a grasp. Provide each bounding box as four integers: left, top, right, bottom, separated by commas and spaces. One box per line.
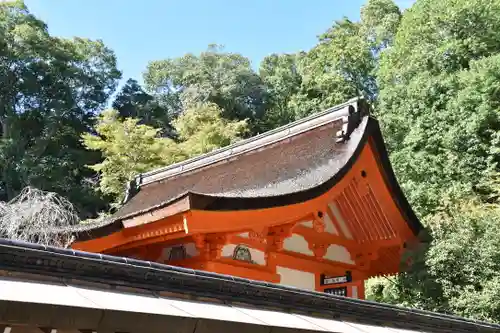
24, 0, 415, 87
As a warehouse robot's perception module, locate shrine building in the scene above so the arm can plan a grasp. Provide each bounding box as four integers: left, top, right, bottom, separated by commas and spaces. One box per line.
71, 98, 423, 299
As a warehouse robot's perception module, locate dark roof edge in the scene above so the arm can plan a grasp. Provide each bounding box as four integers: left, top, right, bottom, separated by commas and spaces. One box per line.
186, 116, 370, 211
187, 115, 423, 235
78, 103, 369, 239
122, 97, 363, 204
369, 120, 423, 235
0, 238, 498, 332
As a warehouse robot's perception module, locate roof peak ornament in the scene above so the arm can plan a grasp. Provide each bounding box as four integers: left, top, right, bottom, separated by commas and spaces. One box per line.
123, 175, 141, 204
336, 99, 370, 143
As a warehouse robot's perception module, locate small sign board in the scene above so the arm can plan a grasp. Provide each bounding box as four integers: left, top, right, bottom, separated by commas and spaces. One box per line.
324, 286, 348, 297
320, 271, 352, 286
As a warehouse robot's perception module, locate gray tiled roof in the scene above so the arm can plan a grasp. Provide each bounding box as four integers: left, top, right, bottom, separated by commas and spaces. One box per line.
0, 238, 498, 333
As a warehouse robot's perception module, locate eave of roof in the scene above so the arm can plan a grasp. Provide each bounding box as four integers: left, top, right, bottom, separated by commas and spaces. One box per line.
190, 115, 423, 237
68, 98, 368, 237
74, 117, 423, 242
107, 115, 366, 224
68, 97, 423, 244
133, 97, 362, 190
0, 238, 498, 333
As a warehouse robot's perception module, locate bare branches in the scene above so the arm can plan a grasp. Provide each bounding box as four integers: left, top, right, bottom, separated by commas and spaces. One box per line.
0, 186, 78, 247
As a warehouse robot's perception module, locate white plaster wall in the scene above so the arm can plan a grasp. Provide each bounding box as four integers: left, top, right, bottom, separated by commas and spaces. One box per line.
277, 266, 316, 291
323, 213, 339, 235
299, 221, 313, 228
351, 286, 358, 299
328, 202, 353, 239
221, 244, 237, 257
283, 234, 314, 256
250, 248, 266, 265
184, 242, 199, 257
324, 244, 355, 264
221, 244, 266, 265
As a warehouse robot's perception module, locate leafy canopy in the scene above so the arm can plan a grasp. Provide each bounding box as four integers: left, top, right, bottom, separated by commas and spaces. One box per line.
82, 109, 182, 202
144, 44, 267, 134
378, 0, 500, 215
83, 103, 247, 203
0, 0, 121, 217
112, 78, 175, 138
366, 0, 500, 322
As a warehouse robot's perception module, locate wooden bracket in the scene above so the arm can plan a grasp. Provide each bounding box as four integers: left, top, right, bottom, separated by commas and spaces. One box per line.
309, 242, 328, 259
206, 234, 229, 260
249, 227, 269, 244
193, 234, 208, 259
267, 224, 294, 251
312, 213, 326, 233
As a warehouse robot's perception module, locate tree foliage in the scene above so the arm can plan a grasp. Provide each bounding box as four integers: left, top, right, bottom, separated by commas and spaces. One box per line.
367, 197, 500, 322
144, 44, 267, 134
257, 0, 399, 124
174, 102, 248, 156
258, 53, 303, 131
378, 0, 500, 216
0, 0, 121, 217
82, 109, 182, 202
112, 78, 175, 137
366, 0, 500, 322
360, 0, 401, 56
83, 103, 247, 203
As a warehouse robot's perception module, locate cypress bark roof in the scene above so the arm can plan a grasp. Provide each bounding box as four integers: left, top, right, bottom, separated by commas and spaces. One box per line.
71, 97, 422, 240
113, 98, 365, 220
113, 107, 365, 220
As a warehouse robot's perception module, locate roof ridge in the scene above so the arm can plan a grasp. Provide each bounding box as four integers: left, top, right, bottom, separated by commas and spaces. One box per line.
133, 97, 362, 190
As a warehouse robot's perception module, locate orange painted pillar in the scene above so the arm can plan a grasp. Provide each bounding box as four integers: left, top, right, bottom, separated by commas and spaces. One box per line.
357, 280, 365, 299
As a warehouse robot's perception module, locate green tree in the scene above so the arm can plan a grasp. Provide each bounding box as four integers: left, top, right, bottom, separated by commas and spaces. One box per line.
368, 198, 500, 322
288, 18, 371, 118
368, 0, 500, 322
112, 78, 175, 137
285, 0, 400, 119
258, 53, 303, 131
84, 103, 247, 203
144, 44, 267, 134
378, 0, 500, 216
175, 102, 248, 156
82, 109, 183, 202
360, 0, 401, 56
0, 0, 121, 217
